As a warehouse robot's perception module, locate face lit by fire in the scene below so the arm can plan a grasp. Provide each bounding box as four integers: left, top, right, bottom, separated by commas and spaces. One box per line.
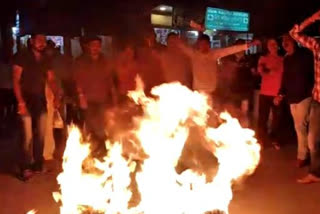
267, 39, 279, 55
31, 35, 47, 52
122, 45, 135, 61
282, 35, 296, 54
88, 40, 102, 57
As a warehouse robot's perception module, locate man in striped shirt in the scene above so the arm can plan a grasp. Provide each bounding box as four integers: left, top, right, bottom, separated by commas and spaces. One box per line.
290, 9, 320, 184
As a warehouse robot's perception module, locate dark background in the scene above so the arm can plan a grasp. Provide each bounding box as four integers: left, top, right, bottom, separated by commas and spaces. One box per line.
1, 0, 320, 36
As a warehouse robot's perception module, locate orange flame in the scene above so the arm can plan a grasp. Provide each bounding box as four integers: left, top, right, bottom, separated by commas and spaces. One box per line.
53, 77, 260, 214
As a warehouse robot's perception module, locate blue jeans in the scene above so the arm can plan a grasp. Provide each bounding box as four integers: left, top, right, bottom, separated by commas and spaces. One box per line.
20, 113, 47, 170
308, 100, 320, 177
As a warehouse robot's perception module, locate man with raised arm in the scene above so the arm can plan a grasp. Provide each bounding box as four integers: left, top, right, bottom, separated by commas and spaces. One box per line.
290, 9, 320, 184
178, 34, 252, 98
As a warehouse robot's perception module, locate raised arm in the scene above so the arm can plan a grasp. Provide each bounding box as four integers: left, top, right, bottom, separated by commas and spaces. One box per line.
290, 10, 320, 50
211, 44, 249, 59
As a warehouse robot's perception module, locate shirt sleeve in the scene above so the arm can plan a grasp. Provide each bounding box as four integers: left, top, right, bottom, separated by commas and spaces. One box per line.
290, 32, 319, 51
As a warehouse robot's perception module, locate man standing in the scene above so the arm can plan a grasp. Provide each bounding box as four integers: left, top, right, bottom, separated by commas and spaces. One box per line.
74, 36, 114, 157
13, 34, 60, 181
274, 35, 314, 168
178, 34, 252, 98
137, 28, 165, 96
219, 39, 255, 125
290, 9, 320, 184
160, 32, 193, 89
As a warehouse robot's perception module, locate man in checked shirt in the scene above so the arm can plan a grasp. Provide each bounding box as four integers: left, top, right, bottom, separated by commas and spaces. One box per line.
290, 9, 320, 184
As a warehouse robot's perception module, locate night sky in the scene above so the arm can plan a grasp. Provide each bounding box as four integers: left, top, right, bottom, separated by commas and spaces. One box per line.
1, 0, 320, 36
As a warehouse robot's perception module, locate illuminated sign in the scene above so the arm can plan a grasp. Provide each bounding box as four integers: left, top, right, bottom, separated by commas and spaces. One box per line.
205, 7, 250, 32
151, 14, 173, 27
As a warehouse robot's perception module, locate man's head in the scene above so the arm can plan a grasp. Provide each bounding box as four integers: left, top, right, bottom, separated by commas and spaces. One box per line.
167, 32, 180, 49
197, 34, 211, 53
86, 36, 102, 57
120, 43, 136, 61
30, 34, 47, 52
282, 34, 296, 55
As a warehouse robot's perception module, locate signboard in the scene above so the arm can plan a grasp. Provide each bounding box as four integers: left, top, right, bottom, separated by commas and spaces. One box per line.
151, 14, 173, 27
205, 7, 250, 32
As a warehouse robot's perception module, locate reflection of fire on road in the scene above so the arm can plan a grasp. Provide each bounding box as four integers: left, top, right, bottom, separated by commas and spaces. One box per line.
53, 77, 261, 214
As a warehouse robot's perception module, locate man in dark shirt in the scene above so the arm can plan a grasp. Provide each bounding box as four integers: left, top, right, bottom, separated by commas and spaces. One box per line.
13, 34, 60, 180
275, 34, 314, 167
74, 36, 114, 157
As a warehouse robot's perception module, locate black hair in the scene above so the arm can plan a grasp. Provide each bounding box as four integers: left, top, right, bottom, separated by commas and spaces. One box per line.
85, 35, 102, 43
30, 33, 46, 39
167, 32, 178, 40
198, 34, 210, 43
47, 40, 56, 48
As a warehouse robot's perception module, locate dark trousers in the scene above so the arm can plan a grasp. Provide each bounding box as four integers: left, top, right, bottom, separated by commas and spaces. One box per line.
66, 103, 84, 127
258, 95, 281, 144
83, 103, 108, 156
308, 100, 320, 177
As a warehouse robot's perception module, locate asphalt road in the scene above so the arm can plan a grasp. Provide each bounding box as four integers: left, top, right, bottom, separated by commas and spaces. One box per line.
1, 143, 320, 214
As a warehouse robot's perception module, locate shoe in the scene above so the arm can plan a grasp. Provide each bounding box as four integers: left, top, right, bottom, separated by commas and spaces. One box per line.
18, 169, 33, 182
296, 159, 310, 168
297, 174, 320, 184
32, 164, 43, 174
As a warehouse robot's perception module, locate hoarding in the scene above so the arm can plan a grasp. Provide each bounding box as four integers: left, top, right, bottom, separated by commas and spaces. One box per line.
205, 7, 250, 32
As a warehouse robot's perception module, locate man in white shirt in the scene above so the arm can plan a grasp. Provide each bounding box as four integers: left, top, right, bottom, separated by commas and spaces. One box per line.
179, 34, 252, 96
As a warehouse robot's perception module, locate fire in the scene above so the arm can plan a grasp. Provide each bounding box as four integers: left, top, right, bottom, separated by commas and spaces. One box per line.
53, 78, 260, 214
26, 210, 37, 214
53, 127, 136, 214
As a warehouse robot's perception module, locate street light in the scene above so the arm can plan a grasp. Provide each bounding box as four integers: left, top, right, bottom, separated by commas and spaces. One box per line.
160, 6, 167, 11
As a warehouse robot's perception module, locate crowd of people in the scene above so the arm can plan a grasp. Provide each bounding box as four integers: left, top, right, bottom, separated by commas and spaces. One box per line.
1, 9, 320, 184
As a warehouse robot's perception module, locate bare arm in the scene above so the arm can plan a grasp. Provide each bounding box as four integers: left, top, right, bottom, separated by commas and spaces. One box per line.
12, 65, 25, 105
177, 43, 194, 59
190, 20, 205, 32
212, 44, 249, 59
257, 57, 266, 76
